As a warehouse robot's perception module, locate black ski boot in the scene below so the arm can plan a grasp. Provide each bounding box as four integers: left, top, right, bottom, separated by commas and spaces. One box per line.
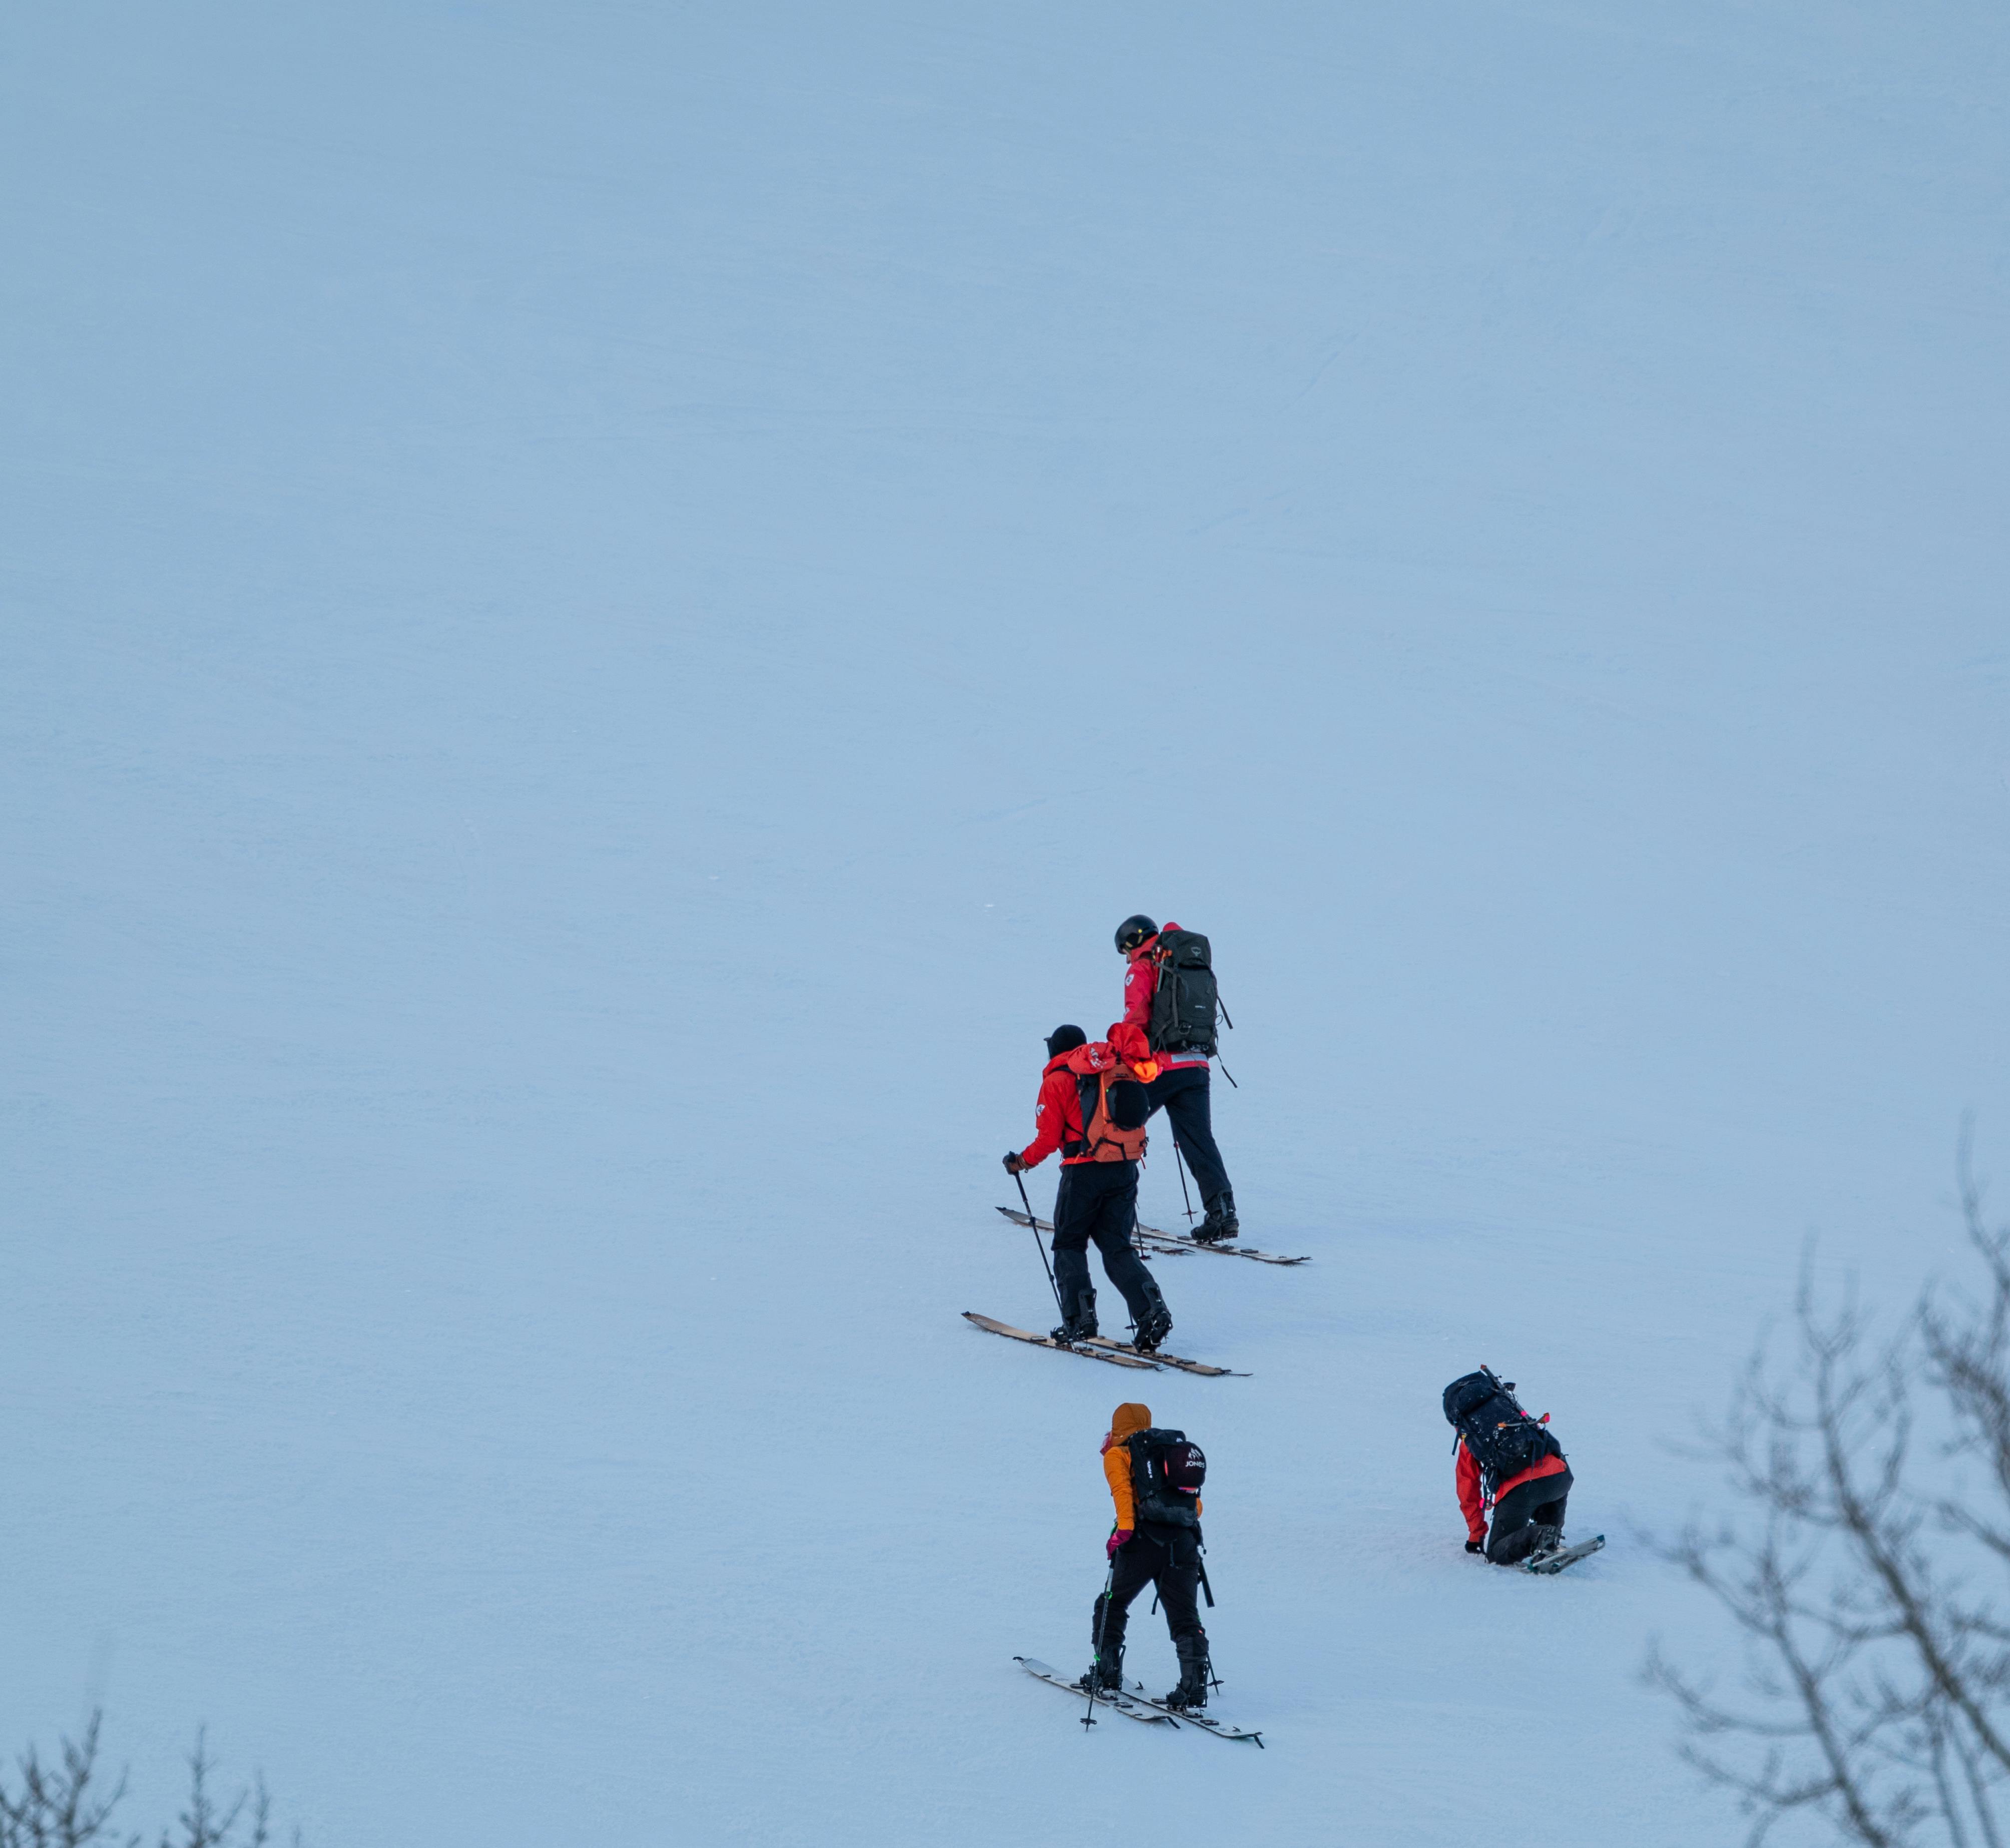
1074, 1647, 1124, 1695
1133, 1302, 1174, 1353
1163, 1635, 1211, 1711
1052, 1282, 1098, 1345
1527, 1522, 1564, 1563
1193, 1190, 1239, 1245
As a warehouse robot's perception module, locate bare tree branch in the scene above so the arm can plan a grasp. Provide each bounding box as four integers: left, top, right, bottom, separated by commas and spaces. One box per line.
0, 1718, 290, 1848
1649, 1154, 2010, 1845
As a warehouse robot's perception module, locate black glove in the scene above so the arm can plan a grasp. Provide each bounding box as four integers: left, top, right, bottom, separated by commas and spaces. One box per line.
1465, 1540, 1484, 1554
1002, 1151, 1026, 1174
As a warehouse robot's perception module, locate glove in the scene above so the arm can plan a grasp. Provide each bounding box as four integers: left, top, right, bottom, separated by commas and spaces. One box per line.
1107, 1529, 1133, 1559
1003, 1151, 1027, 1174
1465, 1540, 1484, 1555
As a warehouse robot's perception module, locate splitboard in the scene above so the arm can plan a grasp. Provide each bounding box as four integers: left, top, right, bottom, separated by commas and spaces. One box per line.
1118, 1678, 1264, 1746
1081, 1336, 1249, 1379
997, 1205, 1309, 1267
1016, 1657, 1172, 1726
963, 1311, 1161, 1370
1525, 1534, 1606, 1576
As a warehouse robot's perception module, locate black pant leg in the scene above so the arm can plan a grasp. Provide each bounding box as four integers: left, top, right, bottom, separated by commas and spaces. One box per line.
1149, 1068, 1231, 1202
1151, 1535, 1205, 1646
1096, 1533, 1167, 1659
1049, 1166, 1096, 1323
1486, 1468, 1575, 1564
1080, 1162, 1162, 1326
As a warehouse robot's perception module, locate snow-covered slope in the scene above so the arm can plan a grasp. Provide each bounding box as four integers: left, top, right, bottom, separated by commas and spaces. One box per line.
5, 4, 2007, 1841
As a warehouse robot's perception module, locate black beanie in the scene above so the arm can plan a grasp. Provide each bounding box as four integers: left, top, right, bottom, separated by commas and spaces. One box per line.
1045, 1024, 1088, 1059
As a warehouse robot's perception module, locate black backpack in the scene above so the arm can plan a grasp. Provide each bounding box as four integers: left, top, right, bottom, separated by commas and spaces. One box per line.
1442, 1367, 1559, 1490
1127, 1427, 1206, 1529
1146, 929, 1221, 1057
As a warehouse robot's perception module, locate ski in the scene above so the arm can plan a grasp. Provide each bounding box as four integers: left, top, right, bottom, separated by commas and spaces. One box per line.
997, 1206, 1309, 1267
1135, 1218, 1310, 1266
1524, 1534, 1606, 1576
1016, 1657, 1174, 1726
1081, 1336, 1249, 1378
963, 1311, 1162, 1370
1118, 1678, 1264, 1746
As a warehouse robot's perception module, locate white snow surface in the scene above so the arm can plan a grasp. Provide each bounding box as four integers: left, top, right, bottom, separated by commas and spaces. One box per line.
5, 4, 2009, 1841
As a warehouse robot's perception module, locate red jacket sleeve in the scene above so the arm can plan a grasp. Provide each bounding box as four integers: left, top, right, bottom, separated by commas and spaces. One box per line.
1020, 1067, 1080, 1168
1455, 1441, 1487, 1543
1122, 957, 1156, 1032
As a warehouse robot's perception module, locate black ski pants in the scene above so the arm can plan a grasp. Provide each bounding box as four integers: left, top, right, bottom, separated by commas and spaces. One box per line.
1145, 1065, 1231, 1205
1095, 1529, 1205, 1662
1053, 1160, 1163, 1329
1486, 1468, 1574, 1565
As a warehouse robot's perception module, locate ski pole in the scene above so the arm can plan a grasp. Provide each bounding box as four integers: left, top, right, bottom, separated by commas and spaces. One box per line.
1173, 1142, 1197, 1226
1015, 1169, 1066, 1323
1086, 1555, 1117, 1730
1194, 1546, 1221, 1694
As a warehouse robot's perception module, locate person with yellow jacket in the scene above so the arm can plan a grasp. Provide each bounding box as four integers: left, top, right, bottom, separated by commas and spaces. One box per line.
1078, 1401, 1213, 1711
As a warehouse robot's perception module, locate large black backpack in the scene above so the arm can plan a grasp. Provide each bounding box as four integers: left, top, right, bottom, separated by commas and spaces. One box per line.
1146, 929, 1221, 1057
1127, 1427, 1206, 1529
1442, 1368, 1559, 1490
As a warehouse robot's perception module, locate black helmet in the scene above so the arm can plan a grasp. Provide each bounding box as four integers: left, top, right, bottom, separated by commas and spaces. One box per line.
1045, 1023, 1088, 1059
1115, 914, 1159, 955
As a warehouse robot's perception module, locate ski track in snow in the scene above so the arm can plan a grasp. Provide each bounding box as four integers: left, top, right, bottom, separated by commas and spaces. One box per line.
4, 3, 2008, 1842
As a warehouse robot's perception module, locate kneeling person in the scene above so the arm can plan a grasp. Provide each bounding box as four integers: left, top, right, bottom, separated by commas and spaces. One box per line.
1003, 1025, 1172, 1352
1078, 1401, 1213, 1711
1443, 1366, 1574, 1566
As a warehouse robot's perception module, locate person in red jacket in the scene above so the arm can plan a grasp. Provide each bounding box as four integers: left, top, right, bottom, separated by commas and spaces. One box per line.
1445, 1368, 1575, 1565
1457, 1439, 1572, 1565
1115, 913, 1237, 1242
1003, 1025, 1173, 1350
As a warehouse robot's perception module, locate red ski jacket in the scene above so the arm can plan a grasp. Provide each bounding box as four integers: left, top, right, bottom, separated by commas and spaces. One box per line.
1019, 1054, 1082, 1169
1122, 922, 1210, 1071
1455, 1438, 1570, 1545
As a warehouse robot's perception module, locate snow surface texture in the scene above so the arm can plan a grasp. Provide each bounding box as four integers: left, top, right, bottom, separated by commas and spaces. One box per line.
5, 4, 2008, 1842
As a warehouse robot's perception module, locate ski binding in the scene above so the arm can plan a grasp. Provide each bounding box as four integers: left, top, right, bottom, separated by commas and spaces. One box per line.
1524, 1534, 1606, 1575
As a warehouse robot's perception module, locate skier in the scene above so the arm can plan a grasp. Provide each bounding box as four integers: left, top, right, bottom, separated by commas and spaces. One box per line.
1077, 1401, 1212, 1711
1444, 1368, 1574, 1565
1003, 1025, 1174, 1351
1114, 914, 1238, 1242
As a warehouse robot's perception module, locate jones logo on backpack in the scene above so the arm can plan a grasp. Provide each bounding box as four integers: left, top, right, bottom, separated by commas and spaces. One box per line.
1442, 1367, 1560, 1490
1127, 1428, 1206, 1528
1146, 929, 1221, 1058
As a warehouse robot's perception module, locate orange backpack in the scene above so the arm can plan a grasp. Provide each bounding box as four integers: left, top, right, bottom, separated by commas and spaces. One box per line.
1061, 1043, 1152, 1163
